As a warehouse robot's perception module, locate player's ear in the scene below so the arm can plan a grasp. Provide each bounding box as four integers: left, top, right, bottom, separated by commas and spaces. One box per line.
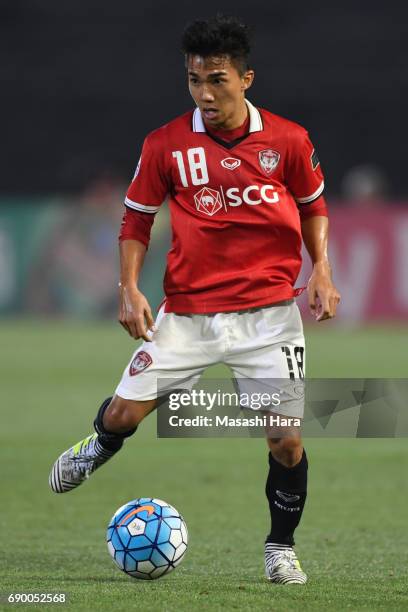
241, 70, 255, 91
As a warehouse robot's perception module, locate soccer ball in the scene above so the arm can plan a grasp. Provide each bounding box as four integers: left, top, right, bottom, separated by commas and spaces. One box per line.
106, 498, 188, 580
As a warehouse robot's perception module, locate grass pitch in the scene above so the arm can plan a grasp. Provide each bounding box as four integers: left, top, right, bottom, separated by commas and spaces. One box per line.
1, 321, 407, 611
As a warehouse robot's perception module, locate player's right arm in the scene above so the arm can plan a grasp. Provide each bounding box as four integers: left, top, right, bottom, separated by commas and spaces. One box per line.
118, 131, 170, 341
118, 238, 155, 341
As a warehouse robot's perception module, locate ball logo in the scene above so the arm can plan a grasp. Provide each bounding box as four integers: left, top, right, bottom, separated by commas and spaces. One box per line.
194, 186, 223, 216
221, 157, 241, 171
118, 505, 155, 526
259, 149, 280, 175
129, 351, 153, 376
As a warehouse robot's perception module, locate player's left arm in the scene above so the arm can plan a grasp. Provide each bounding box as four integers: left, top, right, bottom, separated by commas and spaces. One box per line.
286, 127, 340, 321
301, 212, 340, 321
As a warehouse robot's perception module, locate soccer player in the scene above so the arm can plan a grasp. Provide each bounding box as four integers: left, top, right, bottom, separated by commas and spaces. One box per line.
49, 15, 340, 584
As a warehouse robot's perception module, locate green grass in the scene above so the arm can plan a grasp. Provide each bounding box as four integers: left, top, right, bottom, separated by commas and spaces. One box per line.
1, 321, 407, 611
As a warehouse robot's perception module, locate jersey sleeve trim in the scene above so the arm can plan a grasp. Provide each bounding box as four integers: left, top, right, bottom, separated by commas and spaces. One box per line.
124, 196, 161, 213
295, 180, 325, 204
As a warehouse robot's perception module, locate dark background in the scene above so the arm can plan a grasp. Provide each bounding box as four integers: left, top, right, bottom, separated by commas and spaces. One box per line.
2, 0, 407, 196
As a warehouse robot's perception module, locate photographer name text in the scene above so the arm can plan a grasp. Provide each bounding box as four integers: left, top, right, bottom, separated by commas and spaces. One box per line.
168, 415, 300, 428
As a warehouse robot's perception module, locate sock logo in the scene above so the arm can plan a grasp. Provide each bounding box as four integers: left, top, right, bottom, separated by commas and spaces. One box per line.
274, 501, 300, 512
276, 490, 300, 503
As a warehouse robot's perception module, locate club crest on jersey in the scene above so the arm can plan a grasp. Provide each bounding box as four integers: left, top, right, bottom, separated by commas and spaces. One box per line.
194, 186, 223, 216
221, 157, 241, 171
129, 351, 152, 376
258, 149, 280, 175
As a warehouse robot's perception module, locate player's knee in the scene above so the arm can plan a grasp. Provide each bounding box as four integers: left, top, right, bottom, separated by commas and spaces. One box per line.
103, 397, 155, 432
268, 436, 303, 468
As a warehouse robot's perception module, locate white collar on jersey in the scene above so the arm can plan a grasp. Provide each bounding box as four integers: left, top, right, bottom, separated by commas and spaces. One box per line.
192, 99, 263, 133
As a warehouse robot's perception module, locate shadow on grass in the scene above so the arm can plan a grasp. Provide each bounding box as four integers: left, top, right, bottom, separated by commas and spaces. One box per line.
54, 576, 131, 584
44, 574, 271, 590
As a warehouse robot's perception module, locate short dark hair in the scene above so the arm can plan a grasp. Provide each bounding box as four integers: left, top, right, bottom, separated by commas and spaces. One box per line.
181, 14, 251, 75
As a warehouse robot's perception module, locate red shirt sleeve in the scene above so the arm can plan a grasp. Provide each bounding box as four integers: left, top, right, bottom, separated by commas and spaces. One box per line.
119, 208, 155, 247
297, 194, 328, 221
286, 128, 325, 205
125, 133, 169, 213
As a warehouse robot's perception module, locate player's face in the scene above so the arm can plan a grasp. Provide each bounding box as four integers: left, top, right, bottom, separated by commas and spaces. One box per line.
187, 54, 254, 130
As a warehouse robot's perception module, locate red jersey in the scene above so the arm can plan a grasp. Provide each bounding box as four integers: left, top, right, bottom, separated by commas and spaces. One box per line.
124, 99, 326, 313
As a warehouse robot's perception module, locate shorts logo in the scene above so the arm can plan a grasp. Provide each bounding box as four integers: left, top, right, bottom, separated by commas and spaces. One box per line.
194, 186, 223, 216
129, 350, 153, 376
221, 157, 241, 171
259, 149, 280, 175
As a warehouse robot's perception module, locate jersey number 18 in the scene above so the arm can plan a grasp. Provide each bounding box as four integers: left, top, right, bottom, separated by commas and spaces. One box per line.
172, 147, 209, 187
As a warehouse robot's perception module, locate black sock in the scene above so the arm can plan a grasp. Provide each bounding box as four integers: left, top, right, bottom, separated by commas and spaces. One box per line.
265, 449, 308, 546
93, 397, 137, 452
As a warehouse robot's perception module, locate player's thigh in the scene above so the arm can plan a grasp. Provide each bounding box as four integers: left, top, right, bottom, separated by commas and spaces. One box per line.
229, 302, 306, 417
259, 301, 306, 379
115, 307, 223, 402
228, 301, 305, 377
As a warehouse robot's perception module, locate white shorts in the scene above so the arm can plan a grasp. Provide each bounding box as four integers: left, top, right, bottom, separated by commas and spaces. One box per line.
115, 300, 305, 417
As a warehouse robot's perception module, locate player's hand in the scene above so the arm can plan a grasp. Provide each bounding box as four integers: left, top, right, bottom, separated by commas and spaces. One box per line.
118, 284, 155, 341
307, 261, 341, 322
